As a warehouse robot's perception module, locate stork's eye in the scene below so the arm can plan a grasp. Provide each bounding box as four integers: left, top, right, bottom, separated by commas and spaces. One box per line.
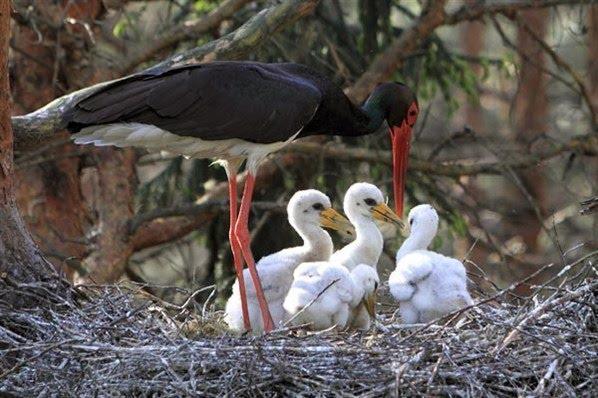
409, 218, 414, 226
312, 203, 324, 211
409, 110, 417, 116
364, 198, 377, 206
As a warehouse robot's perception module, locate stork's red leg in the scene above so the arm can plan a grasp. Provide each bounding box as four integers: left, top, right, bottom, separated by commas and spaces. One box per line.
227, 172, 251, 331
234, 173, 275, 332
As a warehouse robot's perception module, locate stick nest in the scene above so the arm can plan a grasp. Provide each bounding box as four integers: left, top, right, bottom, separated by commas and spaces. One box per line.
1, 260, 596, 397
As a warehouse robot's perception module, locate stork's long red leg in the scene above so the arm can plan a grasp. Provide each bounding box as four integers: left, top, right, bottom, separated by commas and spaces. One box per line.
227, 172, 251, 331
234, 173, 275, 332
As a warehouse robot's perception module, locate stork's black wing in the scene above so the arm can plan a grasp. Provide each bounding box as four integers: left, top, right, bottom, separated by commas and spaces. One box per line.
64, 62, 322, 144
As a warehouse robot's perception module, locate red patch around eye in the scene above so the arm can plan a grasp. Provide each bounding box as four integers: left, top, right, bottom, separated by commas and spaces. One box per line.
407, 102, 419, 126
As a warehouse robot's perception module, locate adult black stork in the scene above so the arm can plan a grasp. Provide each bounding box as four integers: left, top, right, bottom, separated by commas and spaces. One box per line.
64, 61, 419, 333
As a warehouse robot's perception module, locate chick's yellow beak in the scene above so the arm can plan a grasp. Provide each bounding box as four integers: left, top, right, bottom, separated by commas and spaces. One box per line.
362, 291, 377, 319
319, 207, 354, 234
371, 203, 404, 228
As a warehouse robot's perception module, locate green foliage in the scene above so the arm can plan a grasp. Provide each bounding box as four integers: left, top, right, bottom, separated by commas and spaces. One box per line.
112, 7, 146, 39
193, 0, 218, 14
113, 19, 129, 38
410, 42, 483, 115
447, 212, 468, 238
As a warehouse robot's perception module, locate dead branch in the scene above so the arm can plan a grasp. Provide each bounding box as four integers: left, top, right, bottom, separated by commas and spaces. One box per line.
346, 0, 448, 102
1, 258, 595, 396
444, 0, 592, 25
127, 200, 285, 234
347, 0, 589, 103
514, 14, 597, 129
129, 148, 318, 251
580, 197, 597, 215
281, 134, 597, 177
119, 0, 251, 75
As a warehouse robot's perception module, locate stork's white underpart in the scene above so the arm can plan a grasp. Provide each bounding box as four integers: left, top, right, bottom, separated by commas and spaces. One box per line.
73, 122, 299, 170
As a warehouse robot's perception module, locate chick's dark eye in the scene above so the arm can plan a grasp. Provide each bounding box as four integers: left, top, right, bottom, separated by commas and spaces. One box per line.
312, 203, 324, 211
409, 219, 414, 226
364, 198, 377, 206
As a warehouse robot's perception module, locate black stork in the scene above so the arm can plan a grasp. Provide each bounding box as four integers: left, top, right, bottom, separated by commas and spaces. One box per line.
64, 61, 419, 333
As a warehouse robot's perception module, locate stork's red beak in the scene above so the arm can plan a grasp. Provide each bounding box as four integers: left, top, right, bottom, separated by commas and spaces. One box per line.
389, 120, 412, 216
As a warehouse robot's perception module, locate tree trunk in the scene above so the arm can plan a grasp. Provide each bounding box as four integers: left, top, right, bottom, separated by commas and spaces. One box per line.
10, 1, 139, 283
589, 4, 598, 110
461, 11, 485, 132
588, 4, 598, 244
10, 1, 97, 279
512, 8, 549, 252
0, 0, 57, 298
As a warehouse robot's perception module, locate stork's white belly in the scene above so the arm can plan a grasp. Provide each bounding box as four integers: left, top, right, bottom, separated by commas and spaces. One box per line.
72, 122, 298, 162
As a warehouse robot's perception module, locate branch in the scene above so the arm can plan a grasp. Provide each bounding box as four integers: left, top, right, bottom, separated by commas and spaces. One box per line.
11, 0, 320, 148
444, 0, 592, 25
129, 147, 319, 251
346, 0, 448, 102
346, 0, 590, 103
514, 14, 597, 129
119, 0, 252, 75
281, 134, 597, 177
146, 0, 319, 73
127, 200, 285, 235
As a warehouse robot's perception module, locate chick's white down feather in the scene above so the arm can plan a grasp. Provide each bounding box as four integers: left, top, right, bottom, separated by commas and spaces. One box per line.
329, 182, 386, 270
283, 262, 379, 331
225, 190, 335, 333
389, 204, 473, 324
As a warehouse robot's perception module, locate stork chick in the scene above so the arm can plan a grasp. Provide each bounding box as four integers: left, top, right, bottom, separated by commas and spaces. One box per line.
389, 204, 473, 324
283, 262, 379, 331
225, 189, 349, 333
330, 182, 403, 271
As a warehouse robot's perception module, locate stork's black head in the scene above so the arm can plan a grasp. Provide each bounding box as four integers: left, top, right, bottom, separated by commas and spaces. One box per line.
370, 82, 419, 129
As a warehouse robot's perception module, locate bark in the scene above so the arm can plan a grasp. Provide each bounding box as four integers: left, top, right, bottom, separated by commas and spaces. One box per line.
457, 6, 489, 265
0, 0, 58, 298
590, 4, 598, 113
347, 0, 448, 102
78, 148, 137, 283
11, 1, 100, 278
513, 8, 549, 251
359, 0, 378, 57
460, 10, 485, 132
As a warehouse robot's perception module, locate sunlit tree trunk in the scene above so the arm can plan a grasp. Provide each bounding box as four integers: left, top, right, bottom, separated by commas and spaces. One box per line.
513, 8, 549, 252
589, 4, 598, 112
454, 7, 491, 265
10, 1, 138, 283
10, 1, 99, 279
0, 0, 56, 295
461, 14, 485, 132
588, 4, 598, 244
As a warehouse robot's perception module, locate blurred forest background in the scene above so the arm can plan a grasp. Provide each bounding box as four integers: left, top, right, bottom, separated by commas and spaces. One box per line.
7, 0, 597, 308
